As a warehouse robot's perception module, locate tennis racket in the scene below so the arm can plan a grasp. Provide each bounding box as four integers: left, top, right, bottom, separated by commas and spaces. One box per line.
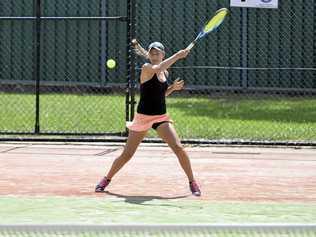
186, 8, 229, 50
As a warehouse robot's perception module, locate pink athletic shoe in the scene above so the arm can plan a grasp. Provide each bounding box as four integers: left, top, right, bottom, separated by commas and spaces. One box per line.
95, 177, 111, 192
190, 180, 201, 196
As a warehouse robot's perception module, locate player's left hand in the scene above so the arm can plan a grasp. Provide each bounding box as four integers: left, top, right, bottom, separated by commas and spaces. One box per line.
172, 78, 184, 91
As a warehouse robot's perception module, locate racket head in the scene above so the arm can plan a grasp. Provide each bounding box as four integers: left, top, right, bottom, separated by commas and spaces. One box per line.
200, 8, 229, 38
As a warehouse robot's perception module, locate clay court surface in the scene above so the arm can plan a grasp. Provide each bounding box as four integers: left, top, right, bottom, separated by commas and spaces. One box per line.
0, 142, 315, 203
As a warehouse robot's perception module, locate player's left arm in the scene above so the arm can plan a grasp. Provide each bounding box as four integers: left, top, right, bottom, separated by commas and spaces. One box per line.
165, 77, 184, 97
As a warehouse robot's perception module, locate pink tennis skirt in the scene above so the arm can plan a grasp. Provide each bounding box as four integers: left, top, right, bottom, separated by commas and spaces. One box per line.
126, 113, 173, 132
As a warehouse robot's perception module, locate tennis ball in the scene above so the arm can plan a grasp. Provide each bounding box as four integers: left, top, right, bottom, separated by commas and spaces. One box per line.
106, 59, 116, 69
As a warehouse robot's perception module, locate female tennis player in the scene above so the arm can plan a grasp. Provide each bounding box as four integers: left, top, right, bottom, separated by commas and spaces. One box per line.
95, 42, 201, 196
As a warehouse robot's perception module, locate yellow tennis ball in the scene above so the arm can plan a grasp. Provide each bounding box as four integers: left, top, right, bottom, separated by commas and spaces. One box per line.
106, 59, 116, 69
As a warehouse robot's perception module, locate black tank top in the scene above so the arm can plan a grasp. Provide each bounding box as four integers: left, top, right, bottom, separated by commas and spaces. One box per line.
137, 73, 168, 115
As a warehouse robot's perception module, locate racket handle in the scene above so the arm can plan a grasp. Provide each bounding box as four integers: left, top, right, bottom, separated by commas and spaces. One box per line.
186, 42, 195, 50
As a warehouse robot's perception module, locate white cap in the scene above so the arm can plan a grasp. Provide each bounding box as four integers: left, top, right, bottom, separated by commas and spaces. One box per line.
148, 42, 165, 52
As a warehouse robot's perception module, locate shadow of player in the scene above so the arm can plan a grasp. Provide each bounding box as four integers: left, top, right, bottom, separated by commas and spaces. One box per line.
104, 191, 190, 206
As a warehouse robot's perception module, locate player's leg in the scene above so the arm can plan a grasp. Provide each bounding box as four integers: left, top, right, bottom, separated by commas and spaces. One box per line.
155, 122, 194, 181
107, 130, 147, 179
155, 122, 201, 196
95, 130, 147, 192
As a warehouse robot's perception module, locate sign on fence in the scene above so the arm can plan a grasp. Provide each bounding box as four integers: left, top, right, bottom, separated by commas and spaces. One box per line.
230, 0, 278, 8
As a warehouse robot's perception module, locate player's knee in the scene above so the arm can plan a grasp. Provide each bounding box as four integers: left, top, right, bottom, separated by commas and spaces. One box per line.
171, 142, 184, 154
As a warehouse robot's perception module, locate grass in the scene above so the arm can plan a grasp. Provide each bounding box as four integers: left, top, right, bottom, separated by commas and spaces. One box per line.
1, 197, 315, 224
1, 197, 316, 236
0, 93, 126, 134
1, 93, 316, 141
1, 197, 315, 236
167, 96, 316, 141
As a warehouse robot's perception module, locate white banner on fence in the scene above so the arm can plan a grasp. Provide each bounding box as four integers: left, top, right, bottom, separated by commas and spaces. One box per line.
230, 0, 278, 9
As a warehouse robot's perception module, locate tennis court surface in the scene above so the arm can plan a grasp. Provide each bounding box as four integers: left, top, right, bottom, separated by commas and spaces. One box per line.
1, 142, 315, 202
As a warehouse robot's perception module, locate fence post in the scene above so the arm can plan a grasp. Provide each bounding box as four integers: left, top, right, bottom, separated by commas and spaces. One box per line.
100, 1, 107, 86
125, 0, 136, 135
241, 8, 248, 90
34, 0, 41, 133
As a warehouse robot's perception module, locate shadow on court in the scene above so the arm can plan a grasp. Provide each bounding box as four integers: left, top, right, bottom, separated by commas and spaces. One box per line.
104, 191, 189, 206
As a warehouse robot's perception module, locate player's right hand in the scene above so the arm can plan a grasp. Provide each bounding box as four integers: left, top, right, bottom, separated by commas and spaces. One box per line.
177, 49, 190, 59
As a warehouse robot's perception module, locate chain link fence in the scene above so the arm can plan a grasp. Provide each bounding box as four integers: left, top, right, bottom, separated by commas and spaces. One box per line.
134, 0, 316, 143
0, 1, 35, 133
1, 0, 316, 143
0, 0, 129, 135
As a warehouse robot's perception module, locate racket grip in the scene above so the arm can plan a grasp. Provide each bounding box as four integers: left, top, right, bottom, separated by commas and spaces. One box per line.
186, 42, 195, 50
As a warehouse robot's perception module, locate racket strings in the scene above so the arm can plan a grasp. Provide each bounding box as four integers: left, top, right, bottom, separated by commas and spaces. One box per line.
203, 9, 229, 33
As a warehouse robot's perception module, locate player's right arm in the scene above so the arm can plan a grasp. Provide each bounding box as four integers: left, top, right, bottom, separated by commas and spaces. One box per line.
143, 50, 189, 74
